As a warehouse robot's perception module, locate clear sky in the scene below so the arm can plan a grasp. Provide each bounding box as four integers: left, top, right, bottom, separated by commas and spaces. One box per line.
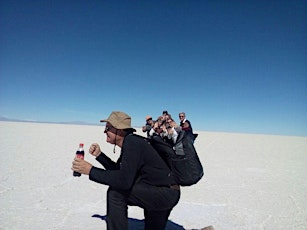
0, 0, 306, 136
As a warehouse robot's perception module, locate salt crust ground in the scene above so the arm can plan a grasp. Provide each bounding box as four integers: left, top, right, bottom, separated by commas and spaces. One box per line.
0, 121, 306, 230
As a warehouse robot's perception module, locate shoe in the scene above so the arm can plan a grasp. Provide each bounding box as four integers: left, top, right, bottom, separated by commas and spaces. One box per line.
187, 226, 214, 230
201, 226, 214, 230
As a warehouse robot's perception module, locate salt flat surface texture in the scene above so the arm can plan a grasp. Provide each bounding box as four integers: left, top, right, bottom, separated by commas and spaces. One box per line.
1, 121, 306, 230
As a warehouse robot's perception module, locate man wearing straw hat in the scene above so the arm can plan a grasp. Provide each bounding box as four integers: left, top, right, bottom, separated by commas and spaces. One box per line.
72, 111, 180, 230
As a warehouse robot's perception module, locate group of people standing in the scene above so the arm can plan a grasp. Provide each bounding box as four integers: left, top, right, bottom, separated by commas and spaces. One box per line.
142, 110, 197, 144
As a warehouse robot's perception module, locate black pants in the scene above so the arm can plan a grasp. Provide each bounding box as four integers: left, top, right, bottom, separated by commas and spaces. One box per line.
106, 182, 180, 230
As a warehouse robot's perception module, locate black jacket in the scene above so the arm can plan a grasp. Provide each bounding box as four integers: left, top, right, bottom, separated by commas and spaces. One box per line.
89, 134, 174, 190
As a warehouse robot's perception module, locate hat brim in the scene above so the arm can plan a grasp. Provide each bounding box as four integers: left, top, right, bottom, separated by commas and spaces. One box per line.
100, 119, 136, 132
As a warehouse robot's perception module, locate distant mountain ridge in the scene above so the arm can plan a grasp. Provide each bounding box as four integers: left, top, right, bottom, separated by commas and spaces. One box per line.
0, 116, 22, 122
0, 116, 98, 126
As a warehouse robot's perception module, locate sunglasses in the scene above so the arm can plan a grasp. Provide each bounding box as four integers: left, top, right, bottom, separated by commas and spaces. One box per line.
104, 126, 111, 133
104, 125, 118, 134
179, 115, 184, 118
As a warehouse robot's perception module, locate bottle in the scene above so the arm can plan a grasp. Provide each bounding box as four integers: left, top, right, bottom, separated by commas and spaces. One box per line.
73, 143, 84, 177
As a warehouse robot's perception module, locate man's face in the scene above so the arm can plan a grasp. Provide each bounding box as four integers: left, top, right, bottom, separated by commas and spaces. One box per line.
104, 123, 117, 144
148, 119, 154, 126
179, 114, 185, 121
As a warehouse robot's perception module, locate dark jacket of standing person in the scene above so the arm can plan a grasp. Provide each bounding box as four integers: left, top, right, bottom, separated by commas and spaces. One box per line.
179, 112, 197, 142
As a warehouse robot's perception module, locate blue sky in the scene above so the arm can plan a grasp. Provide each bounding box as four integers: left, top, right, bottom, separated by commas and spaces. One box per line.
0, 0, 306, 136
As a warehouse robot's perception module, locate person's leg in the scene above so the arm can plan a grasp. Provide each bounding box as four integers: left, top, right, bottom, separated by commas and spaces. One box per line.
144, 209, 171, 230
106, 187, 129, 230
127, 183, 180, 211
127, 183, 180, 230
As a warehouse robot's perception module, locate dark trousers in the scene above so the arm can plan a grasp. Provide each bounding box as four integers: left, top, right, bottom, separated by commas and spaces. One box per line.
106, 182, 180, 230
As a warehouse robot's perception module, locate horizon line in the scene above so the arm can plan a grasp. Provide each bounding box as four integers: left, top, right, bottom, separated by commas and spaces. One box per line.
0, 116, 306, 138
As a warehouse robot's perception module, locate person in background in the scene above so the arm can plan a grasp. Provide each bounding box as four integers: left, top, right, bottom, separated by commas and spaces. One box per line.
178, 112, 198, 142
71, 111, 180, 230
166, 120, 182, 144
162, 110, 169, 116
162, 110, 174, 123
142, 115, 155, 137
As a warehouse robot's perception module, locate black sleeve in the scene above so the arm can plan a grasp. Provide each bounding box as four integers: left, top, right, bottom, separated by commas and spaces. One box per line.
89, 137, 142, 190
96, 152, 120, 170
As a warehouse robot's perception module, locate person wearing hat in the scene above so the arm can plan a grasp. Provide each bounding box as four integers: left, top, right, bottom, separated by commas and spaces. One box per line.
71, 111, 180, 230
142, 115, 155, 137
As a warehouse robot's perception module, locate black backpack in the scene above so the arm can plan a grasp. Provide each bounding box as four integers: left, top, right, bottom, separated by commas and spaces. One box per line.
147, 131, 204, 186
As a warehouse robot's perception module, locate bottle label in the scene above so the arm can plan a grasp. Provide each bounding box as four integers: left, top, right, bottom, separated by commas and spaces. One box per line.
76, 153, 84, 159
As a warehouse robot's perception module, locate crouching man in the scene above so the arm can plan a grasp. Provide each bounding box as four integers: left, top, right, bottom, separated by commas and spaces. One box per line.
72, 111, 180, 230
